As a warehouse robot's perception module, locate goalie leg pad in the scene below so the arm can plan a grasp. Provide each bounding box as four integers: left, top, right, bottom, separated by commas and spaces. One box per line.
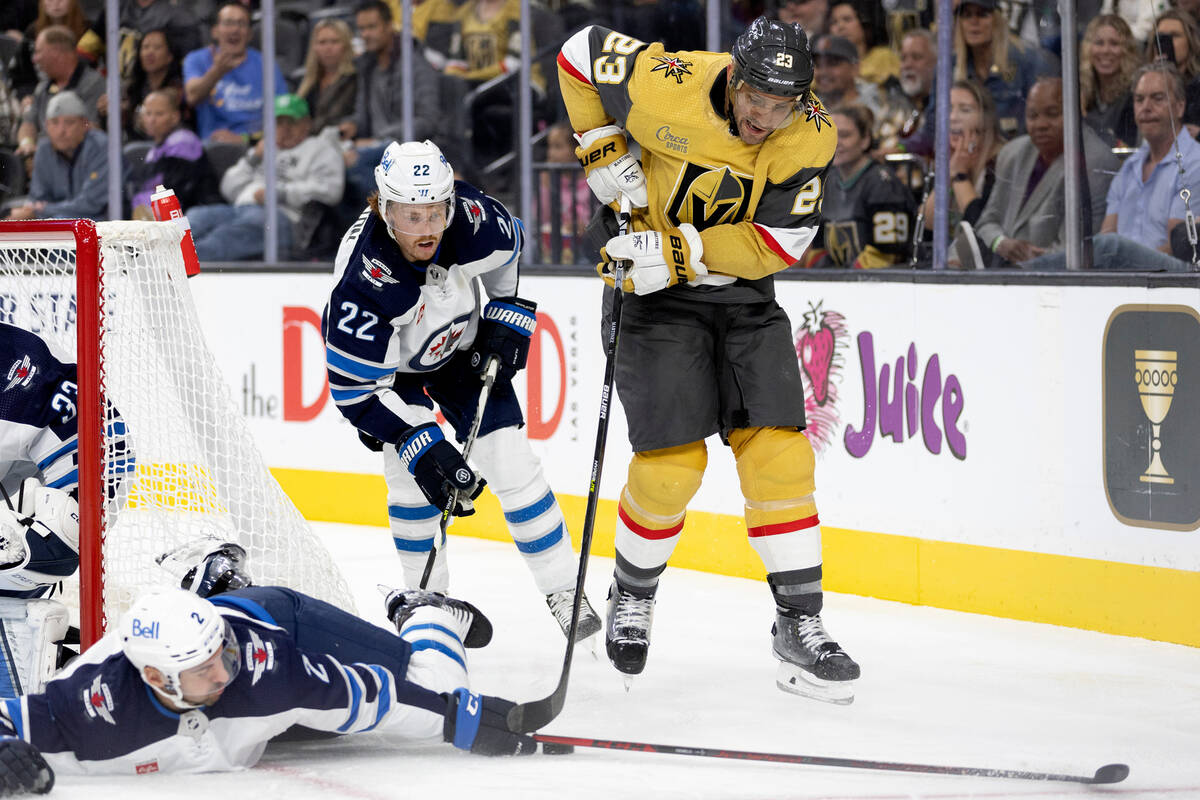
0, 597, 69, 695
730, 427, 823, 614
613, 443, 707, 592
470, 426, 577, 595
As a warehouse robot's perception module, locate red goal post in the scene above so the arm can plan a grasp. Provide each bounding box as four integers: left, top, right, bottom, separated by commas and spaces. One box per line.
0, 219, 354, 648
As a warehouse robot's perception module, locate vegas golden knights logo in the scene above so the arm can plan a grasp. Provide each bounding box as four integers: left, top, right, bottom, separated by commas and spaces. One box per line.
666, 164, 753, 230
823, 221, 861, 267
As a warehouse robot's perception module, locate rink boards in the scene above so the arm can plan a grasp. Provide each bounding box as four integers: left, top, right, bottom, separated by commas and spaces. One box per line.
188, 271, 1200, 647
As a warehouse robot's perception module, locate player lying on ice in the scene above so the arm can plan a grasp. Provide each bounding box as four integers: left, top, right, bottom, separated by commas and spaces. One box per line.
0, 550, 536, 795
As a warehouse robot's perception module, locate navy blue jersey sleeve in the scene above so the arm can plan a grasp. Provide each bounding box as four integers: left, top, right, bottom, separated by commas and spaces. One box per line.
446, 182, 523, 298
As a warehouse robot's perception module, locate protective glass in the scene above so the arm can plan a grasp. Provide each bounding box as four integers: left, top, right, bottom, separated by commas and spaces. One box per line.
385, 200, 453, 236
731, 82, 800, 131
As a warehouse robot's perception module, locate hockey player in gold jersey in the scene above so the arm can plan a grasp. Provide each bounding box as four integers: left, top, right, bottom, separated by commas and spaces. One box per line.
558, 17, 860, 704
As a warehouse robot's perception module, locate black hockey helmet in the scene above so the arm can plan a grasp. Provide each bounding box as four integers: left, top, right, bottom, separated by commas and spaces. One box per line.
730, 16, 814, 99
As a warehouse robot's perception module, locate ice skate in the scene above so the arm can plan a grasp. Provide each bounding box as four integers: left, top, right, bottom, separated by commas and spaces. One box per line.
545, 588, 602, 643
605, 581, 656, 678
382, 587, 493, 648
772, 609, 859, 705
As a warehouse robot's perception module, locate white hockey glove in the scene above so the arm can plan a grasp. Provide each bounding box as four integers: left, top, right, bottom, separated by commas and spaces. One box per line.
597, 224, 712, 295
16, 479, 79, 554
0, 479, 80, 590
574, 125, 649, 209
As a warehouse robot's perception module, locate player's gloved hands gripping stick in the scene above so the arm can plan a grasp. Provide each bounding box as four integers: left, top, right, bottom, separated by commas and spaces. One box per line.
574, 125, 648, 209
398, 424, 485, 516
443, 688, 536, 756
598, 224, 713, 295
471, 297, 537, 381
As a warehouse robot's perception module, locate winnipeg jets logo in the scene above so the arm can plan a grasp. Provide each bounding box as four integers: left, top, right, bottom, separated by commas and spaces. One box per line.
409, 317, 470, 371
245, 629, 276, 685
4, 356, 36, 391
361, 256, 399, 289
804, 100, 831, 132
83, 675, 116, 725
460, 198, 487, 234
651, 55, 693, 84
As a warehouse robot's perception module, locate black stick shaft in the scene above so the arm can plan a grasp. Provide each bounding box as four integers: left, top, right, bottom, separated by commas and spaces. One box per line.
532, 735, 1129, 785
419, 356, 499, 589
507, 201, 632, 733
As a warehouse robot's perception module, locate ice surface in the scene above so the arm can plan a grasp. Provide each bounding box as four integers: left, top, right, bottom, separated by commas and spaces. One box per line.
49, 522, 1200, 799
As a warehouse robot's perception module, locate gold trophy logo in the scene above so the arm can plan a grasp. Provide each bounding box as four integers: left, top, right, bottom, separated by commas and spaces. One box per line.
1135, 350, 1178, 484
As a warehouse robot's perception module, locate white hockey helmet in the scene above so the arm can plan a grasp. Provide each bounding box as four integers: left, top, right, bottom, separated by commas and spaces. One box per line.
121, 588, 240, 708
374, 139, 456, 239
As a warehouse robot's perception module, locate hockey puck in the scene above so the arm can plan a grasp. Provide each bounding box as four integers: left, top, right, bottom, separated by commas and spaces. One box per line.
541, 742, 575, 755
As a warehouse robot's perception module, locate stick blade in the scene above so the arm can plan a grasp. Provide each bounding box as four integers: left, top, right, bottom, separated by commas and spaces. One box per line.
1091, 764, 1130, 784
506, 693, 564, 733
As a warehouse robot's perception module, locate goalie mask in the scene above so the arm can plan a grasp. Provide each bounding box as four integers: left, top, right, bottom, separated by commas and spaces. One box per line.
121, 589, 241, 709
374, 139, 456, 240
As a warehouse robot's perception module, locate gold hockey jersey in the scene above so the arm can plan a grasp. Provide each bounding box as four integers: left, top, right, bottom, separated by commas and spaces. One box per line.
558, 25, 835, 291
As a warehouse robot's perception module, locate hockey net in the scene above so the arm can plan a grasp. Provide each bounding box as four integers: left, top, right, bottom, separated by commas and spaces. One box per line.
0, 220, 355, 646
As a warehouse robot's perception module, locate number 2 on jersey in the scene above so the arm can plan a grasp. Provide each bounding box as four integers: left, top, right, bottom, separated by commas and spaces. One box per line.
337, 302, 379, 341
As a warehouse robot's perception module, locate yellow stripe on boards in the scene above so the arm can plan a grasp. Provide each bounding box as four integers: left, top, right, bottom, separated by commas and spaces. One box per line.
271, 467, 1200, 648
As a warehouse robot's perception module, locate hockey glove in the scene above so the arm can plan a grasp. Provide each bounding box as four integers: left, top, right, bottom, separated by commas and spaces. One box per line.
471, 297, 537, 380
0, 737, 54, 796
443, 688, 536, 756
358, 430, 386, 452
574, 125, 648, 209
398, 424, 485, 516
598, 224, 709, 295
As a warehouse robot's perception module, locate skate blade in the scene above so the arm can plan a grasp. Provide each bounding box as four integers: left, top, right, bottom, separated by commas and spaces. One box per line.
775, 661, 855, 705
623, 675, 636, 693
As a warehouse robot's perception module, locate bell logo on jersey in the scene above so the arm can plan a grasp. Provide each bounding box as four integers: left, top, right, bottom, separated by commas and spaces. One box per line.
4, 356, 37, 392
244, 629, 276, 685
83, 674, 116, 725
361, 256, 399, 289
665, 165, 752, 231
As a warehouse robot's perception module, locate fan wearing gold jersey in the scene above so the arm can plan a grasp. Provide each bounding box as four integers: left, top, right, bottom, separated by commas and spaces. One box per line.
558, 16, 860, 704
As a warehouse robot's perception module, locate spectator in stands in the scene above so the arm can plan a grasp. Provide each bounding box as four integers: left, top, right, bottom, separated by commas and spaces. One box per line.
773, 0, 827, 37
14, 26, 103, 163
183, 2, 287, 143
427, 0, 547, 166
1148, 9, 1200, 133
0, 1, 38, 43
1080, 15, 1140, 146
4, 92, 108, 221
97, 0, 202, 79
187, 94, 345, 261
812, 34, 912, 154
955, 78, 1121, 269
827, 1, 898, 86
9, 0, 104, 98
801, 105, 916, 269
340, 0, 439, 201
99, 28, 188, 141
893, 28, 937, 156
126, 88, 221, 219
297, 19, 358, 136
954, 0, 1057, 137
921, 79, 1005, 244
537, 121, 592, 264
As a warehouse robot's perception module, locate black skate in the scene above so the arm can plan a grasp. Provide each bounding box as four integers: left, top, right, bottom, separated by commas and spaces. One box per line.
772, 610, 860, 705
180, 543, 253, 598
605, 581, 656, 675
384, 588, 493, 648
545, 589, 602, 642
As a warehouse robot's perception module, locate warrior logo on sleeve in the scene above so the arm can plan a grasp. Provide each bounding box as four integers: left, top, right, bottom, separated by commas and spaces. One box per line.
665, 164, 753, 230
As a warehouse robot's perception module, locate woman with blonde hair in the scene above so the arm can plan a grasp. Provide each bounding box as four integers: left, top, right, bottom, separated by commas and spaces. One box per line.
953, 0, 1056, 137
297, 18, 358, 135
1080, 15, 1139, 146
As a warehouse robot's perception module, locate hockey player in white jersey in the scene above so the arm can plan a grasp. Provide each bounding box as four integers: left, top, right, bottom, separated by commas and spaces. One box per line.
0, 584, 536, 788
0, 323, 132, 697
324, 140, 600, 642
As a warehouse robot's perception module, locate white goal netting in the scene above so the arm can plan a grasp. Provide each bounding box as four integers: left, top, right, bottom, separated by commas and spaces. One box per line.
0, 220, 355, 633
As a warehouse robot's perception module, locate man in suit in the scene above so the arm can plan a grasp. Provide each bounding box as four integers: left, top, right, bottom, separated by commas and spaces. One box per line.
954, 77, 1121, 269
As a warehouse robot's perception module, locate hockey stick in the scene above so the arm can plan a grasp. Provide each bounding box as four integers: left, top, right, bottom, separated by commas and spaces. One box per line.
532, 735, 1129, 785
506, 196, 633, 733
418, 355, 500, 589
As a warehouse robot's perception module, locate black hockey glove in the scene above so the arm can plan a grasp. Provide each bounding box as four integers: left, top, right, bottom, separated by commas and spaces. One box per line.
471, 297, 537, 380
358, 430, 385, 452
398, 424, 485, 515
0, 737, 54, 796
443, 688, 536, 756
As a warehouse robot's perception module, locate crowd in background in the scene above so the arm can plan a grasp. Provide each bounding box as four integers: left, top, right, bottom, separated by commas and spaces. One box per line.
0, 0, 1198, 269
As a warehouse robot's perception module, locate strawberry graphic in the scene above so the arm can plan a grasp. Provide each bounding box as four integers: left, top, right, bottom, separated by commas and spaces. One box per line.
797, 301, 836, 406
